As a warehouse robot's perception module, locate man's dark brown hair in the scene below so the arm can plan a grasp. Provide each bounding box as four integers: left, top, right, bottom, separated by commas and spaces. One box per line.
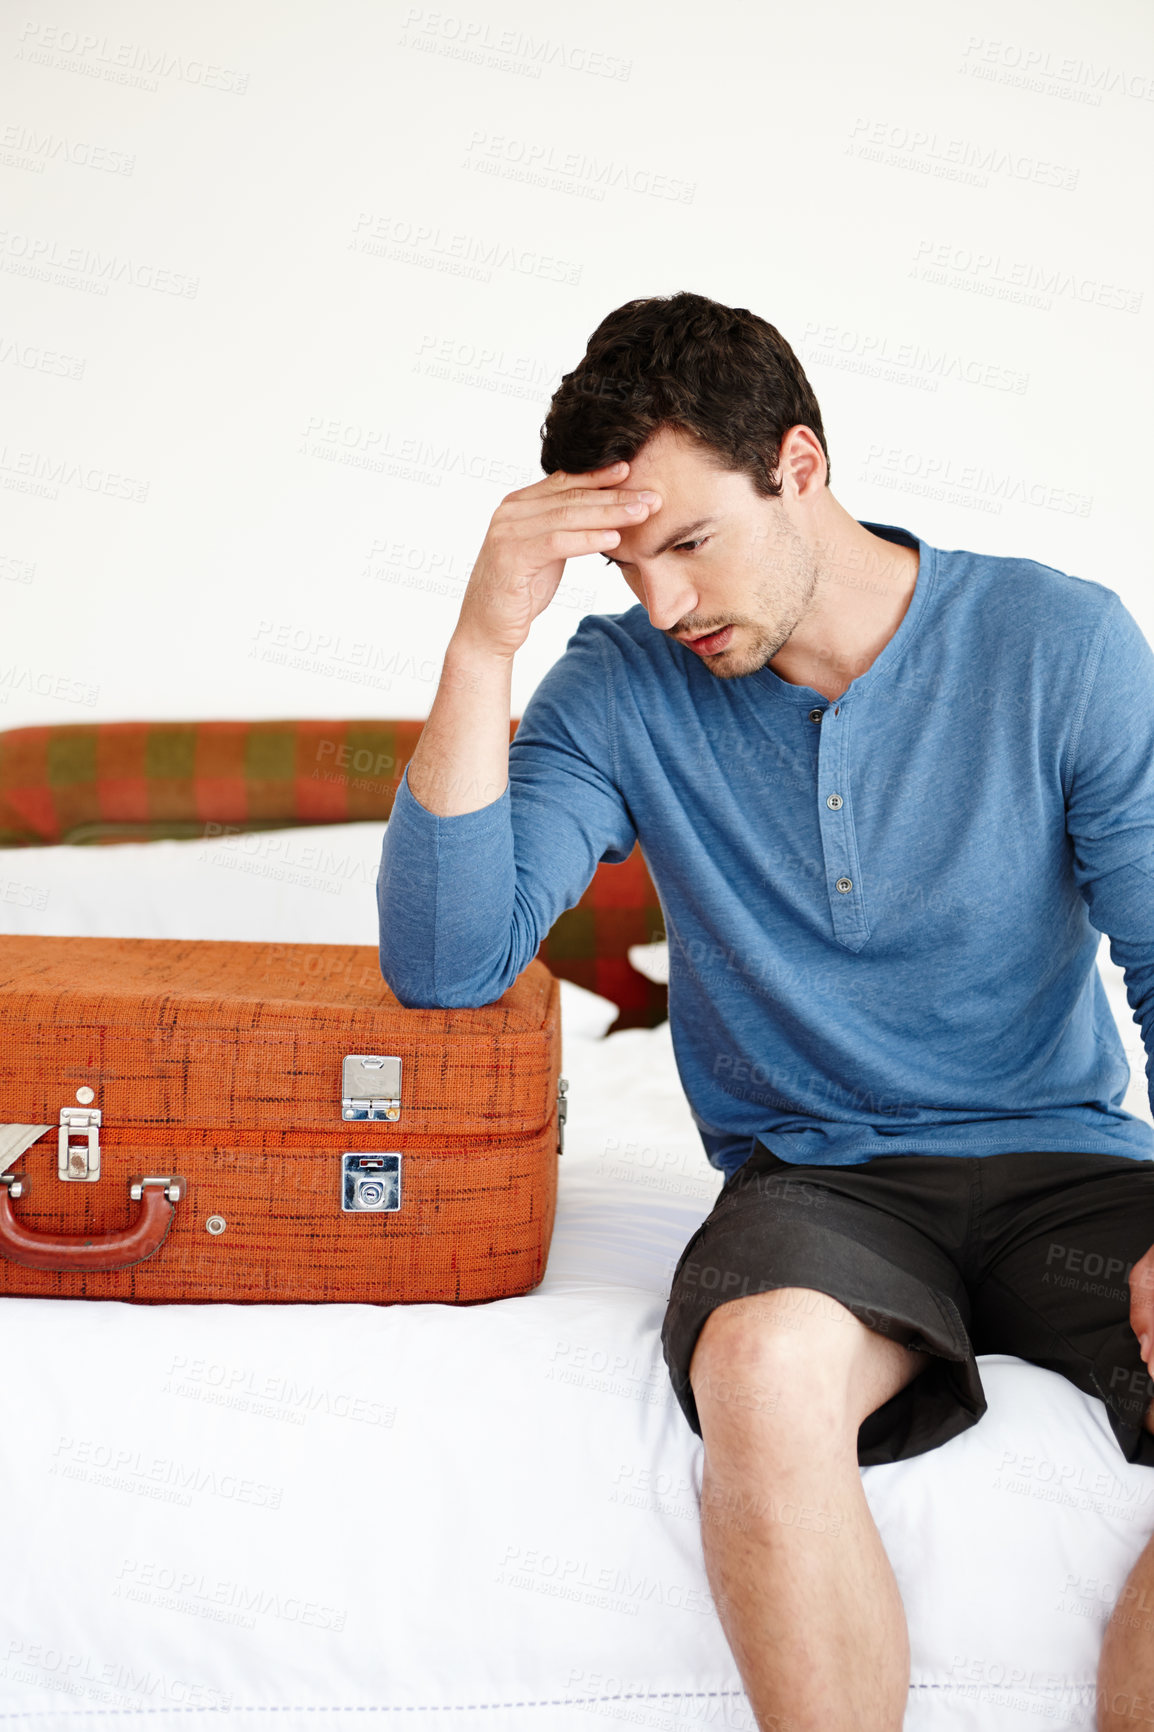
539, 290, 831, 498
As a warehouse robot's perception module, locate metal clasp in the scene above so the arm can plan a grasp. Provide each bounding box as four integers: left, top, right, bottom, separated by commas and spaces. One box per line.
557, 1076, 568, 1157
342, 1055, 402, 1121
58, 1107, 101, 1182
341, 1152, 402, 1212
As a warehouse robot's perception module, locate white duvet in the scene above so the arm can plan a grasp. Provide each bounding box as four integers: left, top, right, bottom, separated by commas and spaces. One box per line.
2, 823, 1153, 1731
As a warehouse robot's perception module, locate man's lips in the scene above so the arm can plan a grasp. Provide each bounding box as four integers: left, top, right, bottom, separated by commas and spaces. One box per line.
680, 625, 734, 656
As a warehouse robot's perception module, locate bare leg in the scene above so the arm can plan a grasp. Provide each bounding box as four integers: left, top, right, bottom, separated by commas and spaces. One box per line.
689, 1285, 930, 1732
1096, 1400, 1154, 1730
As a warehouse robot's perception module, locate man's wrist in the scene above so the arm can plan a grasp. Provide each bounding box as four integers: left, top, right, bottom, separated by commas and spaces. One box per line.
446, 627, 517, 670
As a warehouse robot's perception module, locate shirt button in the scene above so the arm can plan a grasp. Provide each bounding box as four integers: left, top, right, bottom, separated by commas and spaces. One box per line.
826, 794, 843, 810
808, 708, 824, 724
836, 877, 853, 893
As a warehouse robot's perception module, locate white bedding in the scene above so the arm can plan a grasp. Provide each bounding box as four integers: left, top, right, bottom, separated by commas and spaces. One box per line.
2, 823, 1153, 1731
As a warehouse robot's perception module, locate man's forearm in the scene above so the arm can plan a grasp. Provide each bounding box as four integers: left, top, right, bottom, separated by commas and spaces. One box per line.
405, 631, 513, 818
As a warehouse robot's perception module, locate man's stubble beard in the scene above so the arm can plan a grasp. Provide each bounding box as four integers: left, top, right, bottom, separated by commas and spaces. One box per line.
705, 529, 821, 682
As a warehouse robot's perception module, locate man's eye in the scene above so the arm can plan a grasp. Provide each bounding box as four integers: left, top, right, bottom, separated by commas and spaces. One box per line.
601, 537, 709, 566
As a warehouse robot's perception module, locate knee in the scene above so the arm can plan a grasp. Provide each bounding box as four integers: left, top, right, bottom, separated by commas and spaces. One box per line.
691, 1286, 866, 1370
688, 1287, 875, 1434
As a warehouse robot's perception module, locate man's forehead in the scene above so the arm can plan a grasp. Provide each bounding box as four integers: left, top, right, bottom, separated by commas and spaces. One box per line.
624, 426, 715, 484
622, 428, 751, 502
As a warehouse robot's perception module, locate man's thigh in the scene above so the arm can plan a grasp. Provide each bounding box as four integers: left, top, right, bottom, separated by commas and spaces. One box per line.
971, 1149, 1154, 1464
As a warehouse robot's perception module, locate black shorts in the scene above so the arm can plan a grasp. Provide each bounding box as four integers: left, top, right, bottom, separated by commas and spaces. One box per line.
660, 1145, 1154, 1467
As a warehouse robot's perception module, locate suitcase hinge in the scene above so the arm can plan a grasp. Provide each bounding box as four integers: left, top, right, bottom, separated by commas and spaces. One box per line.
557, 1076, 568, 1157
58, 1106, 101, 1182
342, 1054, 402, 1122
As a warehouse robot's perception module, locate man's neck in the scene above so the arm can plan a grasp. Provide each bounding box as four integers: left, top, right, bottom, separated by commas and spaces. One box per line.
767, 522, 920, 702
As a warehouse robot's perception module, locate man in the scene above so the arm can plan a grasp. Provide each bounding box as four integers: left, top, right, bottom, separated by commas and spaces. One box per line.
376, 291, 1154, 1731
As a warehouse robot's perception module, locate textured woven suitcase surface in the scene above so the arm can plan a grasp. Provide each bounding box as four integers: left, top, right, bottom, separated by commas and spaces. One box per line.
0, 935, 562, 1304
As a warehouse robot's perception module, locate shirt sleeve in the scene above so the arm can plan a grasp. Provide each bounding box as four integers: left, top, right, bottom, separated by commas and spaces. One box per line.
1063, 588, 1154, 1111
377, 615, 638, 1007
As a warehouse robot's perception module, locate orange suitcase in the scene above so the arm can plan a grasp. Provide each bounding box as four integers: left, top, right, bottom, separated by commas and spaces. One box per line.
0, 935, 565, 1304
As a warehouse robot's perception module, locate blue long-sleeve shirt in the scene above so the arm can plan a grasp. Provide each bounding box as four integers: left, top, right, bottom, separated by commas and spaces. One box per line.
377, 520, 1154, 1176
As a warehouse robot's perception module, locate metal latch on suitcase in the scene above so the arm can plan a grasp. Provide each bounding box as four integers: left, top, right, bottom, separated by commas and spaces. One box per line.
342, 1055, 402, 1121
59, 1106, 101, 1181
557, 1077, 568, 1157
341, 1152, 401, 1212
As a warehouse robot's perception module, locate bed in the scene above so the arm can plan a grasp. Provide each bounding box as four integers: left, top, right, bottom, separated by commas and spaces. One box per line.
1, 719, 1152, 1732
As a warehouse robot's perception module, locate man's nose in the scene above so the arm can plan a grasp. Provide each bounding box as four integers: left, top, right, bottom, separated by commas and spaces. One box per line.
638, 565, 698, 632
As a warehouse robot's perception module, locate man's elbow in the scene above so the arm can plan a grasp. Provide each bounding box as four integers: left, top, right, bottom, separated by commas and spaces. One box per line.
377, 950, 511, 1011
377, 950, 439, 1009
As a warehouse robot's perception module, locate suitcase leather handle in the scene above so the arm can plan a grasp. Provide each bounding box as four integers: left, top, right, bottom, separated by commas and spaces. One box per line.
0, 1175, 186, 1270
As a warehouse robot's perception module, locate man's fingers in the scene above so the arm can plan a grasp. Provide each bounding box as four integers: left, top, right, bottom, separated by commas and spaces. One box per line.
1128, 1319, 1151, 1371
497, 494, 659, 528
503, 460, 630, 503
520, 528, 628, 563
1129, 1252, 1154, 1364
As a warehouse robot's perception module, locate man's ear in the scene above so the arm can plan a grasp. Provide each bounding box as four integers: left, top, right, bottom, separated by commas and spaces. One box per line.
777, 425, 827, 498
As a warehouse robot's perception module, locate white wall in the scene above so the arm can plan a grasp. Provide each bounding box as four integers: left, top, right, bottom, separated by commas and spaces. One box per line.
2, 0, 1151, 727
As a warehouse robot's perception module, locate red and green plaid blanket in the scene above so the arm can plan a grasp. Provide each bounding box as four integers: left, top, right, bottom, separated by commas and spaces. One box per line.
0, 720, 667, 1028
